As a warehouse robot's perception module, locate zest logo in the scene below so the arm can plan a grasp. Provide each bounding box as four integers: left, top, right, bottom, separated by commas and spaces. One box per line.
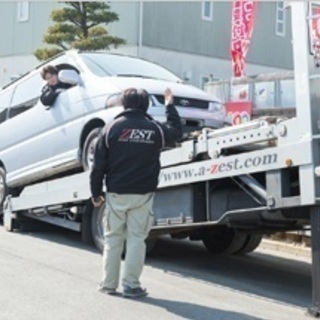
119, 128, 155, 144
210, 153, 277, 175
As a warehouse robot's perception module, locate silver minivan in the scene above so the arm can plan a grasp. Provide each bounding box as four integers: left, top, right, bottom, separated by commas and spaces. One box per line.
0, 50, 226, 209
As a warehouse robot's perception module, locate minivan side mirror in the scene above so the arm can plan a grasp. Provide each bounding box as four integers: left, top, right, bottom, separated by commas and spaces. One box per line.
58, 70, 81, 86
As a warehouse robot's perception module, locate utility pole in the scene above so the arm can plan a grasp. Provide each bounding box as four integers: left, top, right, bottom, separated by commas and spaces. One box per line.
137, 1, 143, 58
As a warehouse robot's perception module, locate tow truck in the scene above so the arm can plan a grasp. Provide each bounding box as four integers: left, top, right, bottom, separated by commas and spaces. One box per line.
3, 2, 320, 316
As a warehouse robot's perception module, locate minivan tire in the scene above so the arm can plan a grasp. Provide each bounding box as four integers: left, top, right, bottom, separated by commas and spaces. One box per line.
0, 167, 7, 215
82, 128, 102, 171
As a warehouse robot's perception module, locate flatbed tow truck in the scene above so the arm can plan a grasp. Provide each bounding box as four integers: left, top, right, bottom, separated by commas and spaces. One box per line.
3, 2, 320, 317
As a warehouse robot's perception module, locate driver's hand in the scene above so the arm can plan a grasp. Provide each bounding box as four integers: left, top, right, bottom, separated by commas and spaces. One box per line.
164, 88, 174, 106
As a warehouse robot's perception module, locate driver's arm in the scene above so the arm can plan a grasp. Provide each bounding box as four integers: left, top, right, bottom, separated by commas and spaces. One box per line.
40, 85, 60, 107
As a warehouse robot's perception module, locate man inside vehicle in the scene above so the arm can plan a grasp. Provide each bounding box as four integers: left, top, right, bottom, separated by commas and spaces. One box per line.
40, 65, 73, 107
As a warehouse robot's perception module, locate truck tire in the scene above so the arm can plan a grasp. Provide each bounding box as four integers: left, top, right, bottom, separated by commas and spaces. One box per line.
235, 234, 263, 255
121, 238, 157, 257
145, 237, 158, 255
91, 203, 105, 252
0, 167, 7, 215
202, 227, 247, 255
91, 203, 157, 255
81, 202, 94, 245
82, 128, 102, 171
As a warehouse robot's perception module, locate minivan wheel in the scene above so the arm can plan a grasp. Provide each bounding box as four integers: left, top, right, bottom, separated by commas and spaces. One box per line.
82, 128, 102, 171
0, 168, 7, 214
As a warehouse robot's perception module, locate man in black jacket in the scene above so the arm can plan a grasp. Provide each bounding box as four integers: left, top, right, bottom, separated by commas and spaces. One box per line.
90, 88, 182, 298
40, 65, 72, 107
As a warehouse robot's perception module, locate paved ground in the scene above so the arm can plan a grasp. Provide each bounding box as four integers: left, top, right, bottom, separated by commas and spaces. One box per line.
0, 224, 313, 320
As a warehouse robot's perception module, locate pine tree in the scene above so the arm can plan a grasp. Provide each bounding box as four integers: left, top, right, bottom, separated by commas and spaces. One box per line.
35, 2, 125, 61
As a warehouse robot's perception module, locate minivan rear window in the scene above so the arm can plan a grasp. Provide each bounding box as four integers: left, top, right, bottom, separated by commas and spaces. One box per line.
9, 72, 43, 119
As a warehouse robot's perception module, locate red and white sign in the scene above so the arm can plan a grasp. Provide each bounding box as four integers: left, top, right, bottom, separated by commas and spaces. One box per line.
225, 101, 253, 126
231, 0, 257, 77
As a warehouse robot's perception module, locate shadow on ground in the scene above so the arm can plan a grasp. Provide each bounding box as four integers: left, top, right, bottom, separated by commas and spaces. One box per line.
138, 296, 263, 320
147, 237, 311, 309
1, 219, 312, 311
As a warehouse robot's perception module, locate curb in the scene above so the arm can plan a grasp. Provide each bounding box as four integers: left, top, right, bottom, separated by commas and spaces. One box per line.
260, 238, 311, 259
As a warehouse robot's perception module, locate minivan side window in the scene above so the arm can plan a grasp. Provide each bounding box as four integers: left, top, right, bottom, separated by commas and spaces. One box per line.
9, 72, 43, 119
0, 87, 14, 124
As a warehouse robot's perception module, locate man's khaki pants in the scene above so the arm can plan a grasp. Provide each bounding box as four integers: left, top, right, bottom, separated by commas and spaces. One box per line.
101, 192, 154, 289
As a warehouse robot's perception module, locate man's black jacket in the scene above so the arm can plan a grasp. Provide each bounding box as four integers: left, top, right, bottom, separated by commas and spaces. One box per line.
90, 105, 182, 197
40, 82, 72, 106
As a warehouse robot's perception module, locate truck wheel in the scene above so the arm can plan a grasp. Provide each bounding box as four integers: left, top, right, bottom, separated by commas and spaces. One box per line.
91, 204, 123, 255
82, 128, 102, 171
120, 237, 157, 258
91, 203, 105, 252
0, 167, 7, 215
145, 237, 157, 255
235, 234, 263, 255
202, 227, 247, 254
81, 202, 94, 245
91, 204, 157, 256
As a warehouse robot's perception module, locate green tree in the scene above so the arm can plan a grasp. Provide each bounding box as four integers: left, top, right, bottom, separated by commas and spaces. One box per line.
35, 2, 125, 61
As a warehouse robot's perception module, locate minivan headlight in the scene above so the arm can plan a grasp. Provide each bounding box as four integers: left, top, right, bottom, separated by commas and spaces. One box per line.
209, 101, 225, 114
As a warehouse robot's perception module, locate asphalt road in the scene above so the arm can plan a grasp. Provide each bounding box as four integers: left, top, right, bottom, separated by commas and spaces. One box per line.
0, 224, 313, 320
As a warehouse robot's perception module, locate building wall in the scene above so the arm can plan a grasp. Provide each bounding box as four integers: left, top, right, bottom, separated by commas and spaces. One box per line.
143, 2, 223, 58
142, 2, 293, 69
0, 2, 59, 57
0, 2, 138, 57
247, 2, 293, 69
0, 1, 299, 88
0, 2, 139, 86
138, 46, 287, 88
108, 2, 140, 47
0, 2, 59, 85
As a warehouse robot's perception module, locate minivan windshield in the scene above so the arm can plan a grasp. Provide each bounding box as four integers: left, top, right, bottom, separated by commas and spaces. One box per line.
80, 53, 182, 83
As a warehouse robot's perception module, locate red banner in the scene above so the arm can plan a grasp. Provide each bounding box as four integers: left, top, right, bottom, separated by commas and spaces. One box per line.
231, 0, 257, 77
311, 5, 320, 39
310, 4, 320, 66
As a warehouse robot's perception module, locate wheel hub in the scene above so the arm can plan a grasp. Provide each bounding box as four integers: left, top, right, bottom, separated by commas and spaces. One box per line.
0, 175, 4, 203
87, 137, 99, 169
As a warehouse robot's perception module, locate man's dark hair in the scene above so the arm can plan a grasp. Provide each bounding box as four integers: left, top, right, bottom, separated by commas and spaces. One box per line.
41, 65, 58, 80
122, 88, 149, 112
139, 89, 149, 112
